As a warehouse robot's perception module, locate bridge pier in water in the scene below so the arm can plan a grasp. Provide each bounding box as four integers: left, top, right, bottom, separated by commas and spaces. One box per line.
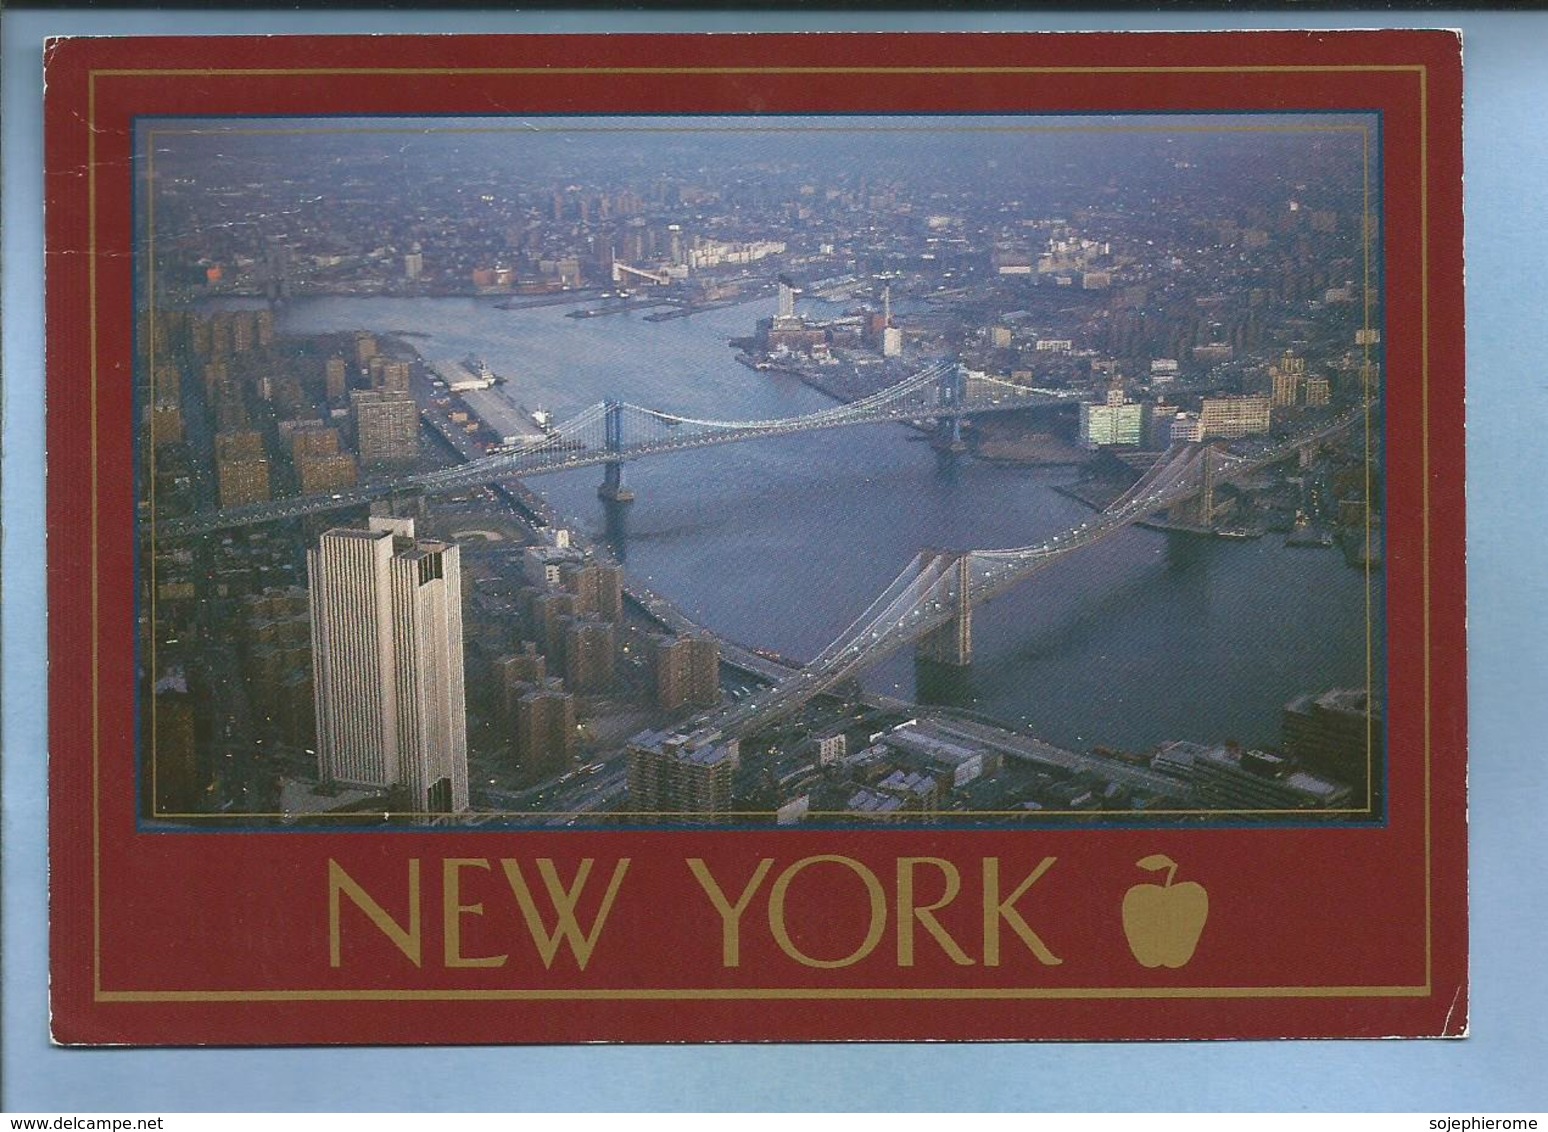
597, 400, 636, 503
915, 554, 973, 668
598, 460, 635, 503
931, 415, 968, 454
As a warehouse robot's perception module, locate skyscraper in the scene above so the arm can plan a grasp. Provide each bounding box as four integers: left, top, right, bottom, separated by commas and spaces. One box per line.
308, 517, 468, 816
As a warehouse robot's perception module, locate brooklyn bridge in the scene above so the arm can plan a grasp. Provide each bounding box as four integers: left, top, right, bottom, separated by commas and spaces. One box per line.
705, 403, 1366, 736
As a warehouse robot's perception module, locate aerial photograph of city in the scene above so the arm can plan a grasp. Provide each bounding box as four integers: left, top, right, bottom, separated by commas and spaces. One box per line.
134, 114, 1386, 829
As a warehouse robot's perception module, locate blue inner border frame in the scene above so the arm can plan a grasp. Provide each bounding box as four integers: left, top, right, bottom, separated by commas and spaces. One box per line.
5, 11, 1541, 1114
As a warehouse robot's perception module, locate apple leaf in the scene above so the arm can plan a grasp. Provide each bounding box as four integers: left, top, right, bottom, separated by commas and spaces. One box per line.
1136, 854, 1177, 872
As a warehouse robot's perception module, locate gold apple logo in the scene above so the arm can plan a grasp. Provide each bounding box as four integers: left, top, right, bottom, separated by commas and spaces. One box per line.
1122, 854, 1209, 969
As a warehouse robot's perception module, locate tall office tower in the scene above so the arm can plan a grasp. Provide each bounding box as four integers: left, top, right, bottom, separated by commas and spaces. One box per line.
308, 517, 468, 817
351, 389, 420, 465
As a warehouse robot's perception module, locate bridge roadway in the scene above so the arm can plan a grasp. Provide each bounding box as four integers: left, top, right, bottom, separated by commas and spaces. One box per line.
154, 363, 1075, 539
529, 703, 1192, 824
920, 716, 1191, 801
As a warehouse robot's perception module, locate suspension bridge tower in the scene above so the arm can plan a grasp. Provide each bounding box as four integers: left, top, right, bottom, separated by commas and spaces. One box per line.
1165, 443, 1220, 530
597, 401, 636, 503
915, 552, 973, 667
931, 364, 969, 454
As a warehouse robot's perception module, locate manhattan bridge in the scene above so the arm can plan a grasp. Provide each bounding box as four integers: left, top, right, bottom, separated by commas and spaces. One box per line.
156, 361, 1074, 540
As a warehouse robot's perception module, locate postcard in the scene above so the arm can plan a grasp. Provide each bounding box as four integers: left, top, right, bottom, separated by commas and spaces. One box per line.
45, 30, 1466, 1043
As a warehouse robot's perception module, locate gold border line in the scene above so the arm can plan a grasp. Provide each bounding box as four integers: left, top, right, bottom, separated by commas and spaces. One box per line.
150, 124, 1374, 137
96, 64, 1427, 78
148, 132, 159, 826
95, 984, 1431, 1003
90, 72, 103, 1002
1420, 64, 1433, 991
97, 61, 1429, 1006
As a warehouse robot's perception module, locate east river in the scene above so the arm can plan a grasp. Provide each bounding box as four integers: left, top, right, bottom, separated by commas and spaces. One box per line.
276, 294, 1380, 754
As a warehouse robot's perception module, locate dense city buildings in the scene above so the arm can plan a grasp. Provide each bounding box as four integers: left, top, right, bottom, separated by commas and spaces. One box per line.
214, 429, 272, 507
134, 113, 1384, 827
308, 518, 469, 816
1282, 688, 1382, 804
350, 389, 420, 465
1198, 394, 1273, 440
651, 633, 722, 711
1153, 741, 1352, 810
513, 686, 578, 781
628, 729, 738, 821
1079, 385, 1145, 449
562, 616, 617, 693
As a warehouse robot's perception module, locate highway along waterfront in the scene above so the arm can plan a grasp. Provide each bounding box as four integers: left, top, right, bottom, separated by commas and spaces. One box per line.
276, 294, 1378, 755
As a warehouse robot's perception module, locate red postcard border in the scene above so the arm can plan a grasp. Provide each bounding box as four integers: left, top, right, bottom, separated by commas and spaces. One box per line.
45, 31, 1467, 1044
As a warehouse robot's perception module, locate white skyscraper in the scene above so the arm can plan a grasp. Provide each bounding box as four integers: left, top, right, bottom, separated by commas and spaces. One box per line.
308, 517, 468, 816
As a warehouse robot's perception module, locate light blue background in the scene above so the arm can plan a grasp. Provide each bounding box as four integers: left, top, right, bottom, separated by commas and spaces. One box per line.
3, 9, 1544, 1113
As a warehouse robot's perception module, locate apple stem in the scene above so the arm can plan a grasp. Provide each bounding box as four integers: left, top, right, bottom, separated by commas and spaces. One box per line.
1163, 860, 1177, 887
